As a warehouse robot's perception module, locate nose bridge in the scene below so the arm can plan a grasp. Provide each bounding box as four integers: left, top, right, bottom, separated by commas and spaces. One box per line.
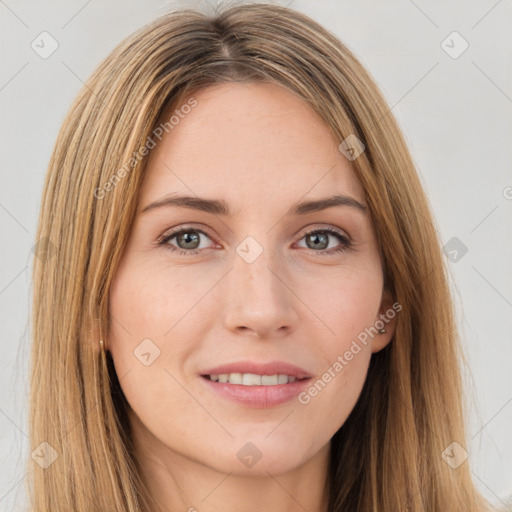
222, 233, 297, 336
233, 234, 283, 300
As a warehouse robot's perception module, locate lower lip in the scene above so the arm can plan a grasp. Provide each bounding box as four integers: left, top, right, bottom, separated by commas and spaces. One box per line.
201, 376, 311, 408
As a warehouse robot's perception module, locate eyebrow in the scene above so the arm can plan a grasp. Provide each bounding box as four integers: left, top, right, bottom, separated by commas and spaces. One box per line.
140, 193, 367, 216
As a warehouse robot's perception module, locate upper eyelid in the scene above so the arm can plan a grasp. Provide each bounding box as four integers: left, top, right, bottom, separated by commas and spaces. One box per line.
158, 225, 214, 244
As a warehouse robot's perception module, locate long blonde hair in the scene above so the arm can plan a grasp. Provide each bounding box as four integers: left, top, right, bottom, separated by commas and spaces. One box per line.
28, 2, 494, 511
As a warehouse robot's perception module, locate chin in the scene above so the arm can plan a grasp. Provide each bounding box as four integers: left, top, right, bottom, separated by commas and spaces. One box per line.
197, 434, 322, 476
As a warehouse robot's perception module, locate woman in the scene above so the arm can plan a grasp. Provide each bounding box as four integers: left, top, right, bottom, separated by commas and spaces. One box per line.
29, 2, 496, 511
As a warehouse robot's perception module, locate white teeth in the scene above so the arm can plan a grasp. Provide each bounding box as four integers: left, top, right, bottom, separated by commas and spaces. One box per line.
242, 373, 261, 385
261, 374, 278, 385
229, 372, 243, 385
208, 373, 299, 385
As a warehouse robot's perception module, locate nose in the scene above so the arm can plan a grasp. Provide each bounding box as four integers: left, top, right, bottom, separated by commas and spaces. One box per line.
222, 241, 299, 340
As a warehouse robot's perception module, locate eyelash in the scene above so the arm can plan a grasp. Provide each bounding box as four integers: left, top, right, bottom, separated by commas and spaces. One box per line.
157, 226, 352, 256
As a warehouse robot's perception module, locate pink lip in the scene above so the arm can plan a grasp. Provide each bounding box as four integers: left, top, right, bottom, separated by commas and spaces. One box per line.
201, 377, 311, 408
199, 360, 313, 408
200, 360, 312, 379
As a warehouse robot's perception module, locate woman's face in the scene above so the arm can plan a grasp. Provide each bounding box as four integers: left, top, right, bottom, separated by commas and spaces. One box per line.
108, 81, 395, 476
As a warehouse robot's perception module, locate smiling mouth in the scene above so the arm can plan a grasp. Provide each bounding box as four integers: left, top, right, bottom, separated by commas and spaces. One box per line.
202, 373, 310, 386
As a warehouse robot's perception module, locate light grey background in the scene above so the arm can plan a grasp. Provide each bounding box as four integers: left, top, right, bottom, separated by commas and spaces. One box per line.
1, 0, 511, 510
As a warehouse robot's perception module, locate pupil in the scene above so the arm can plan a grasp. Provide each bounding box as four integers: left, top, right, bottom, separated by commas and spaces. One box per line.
307, 232, 328, 250
178, 231, 199, 249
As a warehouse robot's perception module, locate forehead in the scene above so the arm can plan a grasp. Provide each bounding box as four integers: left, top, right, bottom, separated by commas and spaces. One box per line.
140, 81, 364, 210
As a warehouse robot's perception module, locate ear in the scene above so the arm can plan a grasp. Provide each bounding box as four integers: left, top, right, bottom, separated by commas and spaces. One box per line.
370, 288, 399, 354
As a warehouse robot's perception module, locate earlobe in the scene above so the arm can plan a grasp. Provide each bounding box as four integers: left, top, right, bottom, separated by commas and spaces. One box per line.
371, 288, 398, 354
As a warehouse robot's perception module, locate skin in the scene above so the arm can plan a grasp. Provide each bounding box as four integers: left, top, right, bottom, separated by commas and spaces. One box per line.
107, 81, 396, 512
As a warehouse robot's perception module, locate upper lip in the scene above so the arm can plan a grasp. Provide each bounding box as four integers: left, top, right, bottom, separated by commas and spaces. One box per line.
201, 361, 312, 380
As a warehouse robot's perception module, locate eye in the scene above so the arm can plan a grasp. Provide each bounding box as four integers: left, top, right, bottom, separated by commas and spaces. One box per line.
157, 225, 352, 256
157, 227, 216, 255
296, 227, 352, 255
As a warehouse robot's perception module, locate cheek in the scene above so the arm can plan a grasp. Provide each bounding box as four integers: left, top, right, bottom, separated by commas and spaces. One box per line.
300, 260, 383, 342
107, 258, 215, 400
109, 259, 193, 347
292, 261, 382, 420
108, 263, 188, 427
